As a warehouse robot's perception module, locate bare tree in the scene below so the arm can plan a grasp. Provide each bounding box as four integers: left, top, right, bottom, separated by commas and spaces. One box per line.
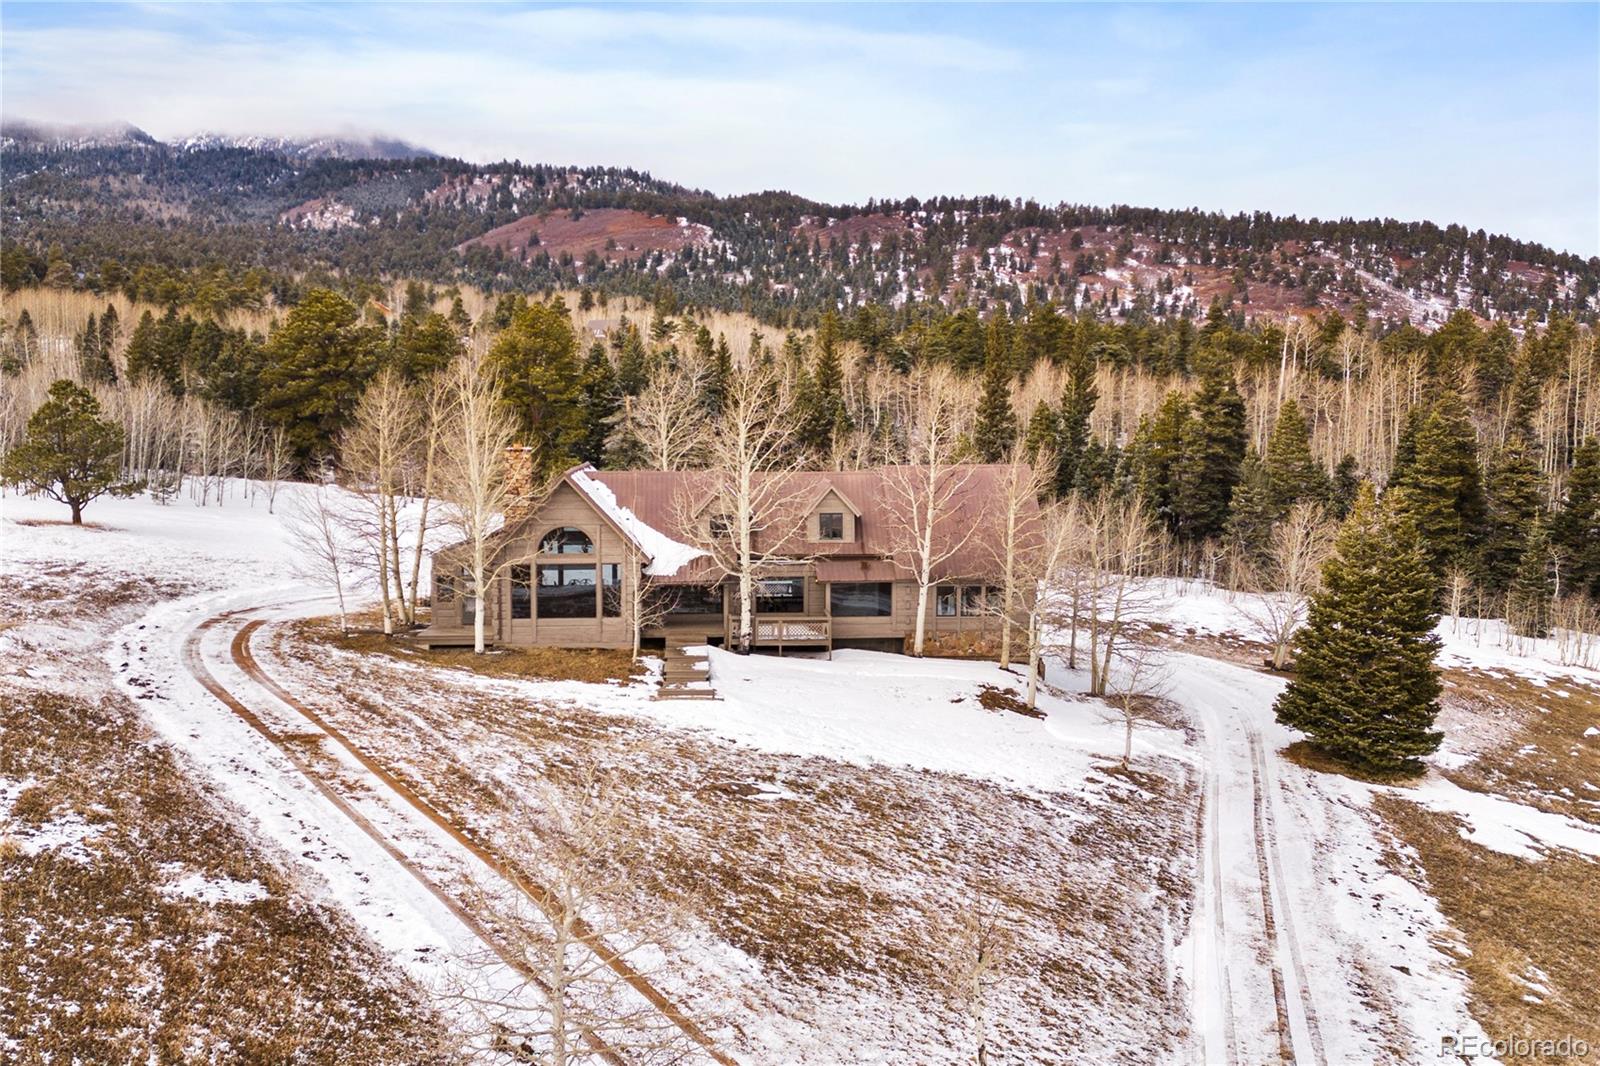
437, 348, 520, 654
883, 368, 979, 657
676, 361, 807, 654
260, 423, 294, 514
613, 364, 705, 470
984, 444, 1051, 671
453, 780, 701, 1066
283, 484, 355, 636
1079, 494, 1162, 697
945, 897, 1013, 1066
401, 374, 450, 627
1237, 502, 1337, 669
341, 368, 426, 636
1023, 497, 1084, 711
1104, 633, 1170, 767
621, 541, 668, 661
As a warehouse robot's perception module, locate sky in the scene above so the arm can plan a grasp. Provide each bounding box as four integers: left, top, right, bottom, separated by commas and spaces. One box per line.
3, 2, 1596, 256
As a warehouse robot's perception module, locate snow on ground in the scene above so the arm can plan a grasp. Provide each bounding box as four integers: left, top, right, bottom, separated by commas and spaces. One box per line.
9, 486, 1600, 1063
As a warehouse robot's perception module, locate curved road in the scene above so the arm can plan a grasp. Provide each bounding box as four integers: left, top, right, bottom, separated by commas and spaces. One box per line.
182, 603, 735, 1066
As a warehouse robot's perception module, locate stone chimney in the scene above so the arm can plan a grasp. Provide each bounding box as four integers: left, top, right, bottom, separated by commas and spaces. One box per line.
503, 446, 537, 525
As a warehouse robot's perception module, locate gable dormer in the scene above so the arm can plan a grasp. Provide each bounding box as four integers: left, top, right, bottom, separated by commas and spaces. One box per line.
806, 484, 863, 544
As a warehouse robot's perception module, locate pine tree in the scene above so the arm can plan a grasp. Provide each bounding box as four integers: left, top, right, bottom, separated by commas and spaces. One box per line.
703, 333, 733, 415
972, 344, 1017, 463
1263, 398, 1327, 513
1552, 437, 1600, 597
1477, 435, 1546, 596
1388, 396, 1484, 572
1330, 455, 1361, 519
797, 313, 850, 458
486, 299, 586, 475
1023, 401, 1059, 466
1056, 343, 1097, 493
1224, 455, 1275, 564
1, 380, 143, 524
1507, 521, 1554, 638
1131, 391, 1189, 532
1174, 366, 1247, 541
577, 341, 618, 467
258, 289, 383, 463
1274, 486, 1443, 774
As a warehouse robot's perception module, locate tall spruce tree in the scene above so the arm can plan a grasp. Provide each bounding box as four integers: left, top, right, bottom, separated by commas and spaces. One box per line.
258, 289, 383, 464
1174, 365, 1248, 541
1507, 521, 1554, 638
1388, 396, 1484, 572
1131, 391, 1189, 532
1275, 485, 1443, 774
1553, 437, 1600, 596
973, 344, 1018, 463
1263, 398, 1328, 513
1477, 435, 1546, 597
1056, 343, 1097, 493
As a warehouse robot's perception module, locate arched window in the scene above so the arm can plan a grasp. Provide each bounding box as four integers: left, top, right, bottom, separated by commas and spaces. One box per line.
539, 527, 594, 555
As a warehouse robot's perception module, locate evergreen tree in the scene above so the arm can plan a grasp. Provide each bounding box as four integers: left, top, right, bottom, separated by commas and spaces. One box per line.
1174, 366, 1247, 541
1552, 437, 1600, 597
123, 310, 165, 388
1131, 391, 1189, 532
703, 333, 733, 415
486, 299, 586, 475
577, 341, 618, 466
797, 313, 850, 457
1023, 401, 1059, 466
77, 312, 117, 385
972, 344, 1017, 463
1477, 435, 1546, 596
1388, 395, 1484, 572
1274, 486, 1443, 774
615, 322, 649, 396
393, 311, 462, 380
258, 289, 383, 463
1330, 455, 1361, 519
1224, 455, 1276, 564
1507, 521, 1554, 638
1263, 398, 1328, 513
1056, 343, 1097, 493
1, 380, 142, 524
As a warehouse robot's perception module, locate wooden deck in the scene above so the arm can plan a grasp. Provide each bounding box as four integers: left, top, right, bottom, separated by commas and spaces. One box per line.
725, 615, 832, 657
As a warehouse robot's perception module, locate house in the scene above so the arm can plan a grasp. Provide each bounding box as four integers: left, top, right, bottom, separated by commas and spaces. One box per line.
417, 456, 1035, 654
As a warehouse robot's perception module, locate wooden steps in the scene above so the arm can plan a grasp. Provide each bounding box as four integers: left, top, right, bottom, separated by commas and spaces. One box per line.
655, 632, 719, 701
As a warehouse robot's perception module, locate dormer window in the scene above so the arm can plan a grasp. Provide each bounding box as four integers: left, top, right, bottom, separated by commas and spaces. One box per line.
819, 512, 845, 540
710, 514, 734, 539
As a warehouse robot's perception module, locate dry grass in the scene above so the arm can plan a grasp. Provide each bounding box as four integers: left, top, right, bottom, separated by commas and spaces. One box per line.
919, 629, 1000, 659
0, 686, 449, 1064
298, 614, 642, 685
1375, 795, 1600, 1054
266, 620, 1201, 1060
1440, 669, 1600, 827
1281, 740, 1427, 786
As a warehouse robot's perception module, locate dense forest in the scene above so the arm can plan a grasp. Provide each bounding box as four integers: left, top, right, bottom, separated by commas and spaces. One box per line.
3, 125, 1595, 329
6, 127, 1600, 647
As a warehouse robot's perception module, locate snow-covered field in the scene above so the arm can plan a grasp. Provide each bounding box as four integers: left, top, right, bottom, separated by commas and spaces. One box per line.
5, 485, 1599, 1062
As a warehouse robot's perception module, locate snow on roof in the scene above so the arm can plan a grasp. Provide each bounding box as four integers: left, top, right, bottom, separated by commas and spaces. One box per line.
569, 466, 707, 577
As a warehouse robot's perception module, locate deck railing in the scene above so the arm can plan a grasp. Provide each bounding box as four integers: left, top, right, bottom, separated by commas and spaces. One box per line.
725, 615, 832, 654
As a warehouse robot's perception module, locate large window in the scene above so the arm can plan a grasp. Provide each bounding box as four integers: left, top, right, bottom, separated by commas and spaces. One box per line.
818, 512, 844, 540
537, 564, 597, 619
539, 527, 594, 555
757, 577, 805, 614
936, 584, 996, 618
602, 563, 622, 618
830, 582, 892, 617
663, 584, 723, 615
510, 564, 532, 620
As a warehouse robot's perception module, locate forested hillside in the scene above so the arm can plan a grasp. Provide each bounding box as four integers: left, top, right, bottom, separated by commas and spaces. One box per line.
3, 122, 1595, 329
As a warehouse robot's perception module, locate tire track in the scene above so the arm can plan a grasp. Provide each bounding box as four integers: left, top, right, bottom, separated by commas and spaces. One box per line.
1250, 732, 1328, 1066
187, 606, 734, 1066
1200, 756, 1240, 1064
